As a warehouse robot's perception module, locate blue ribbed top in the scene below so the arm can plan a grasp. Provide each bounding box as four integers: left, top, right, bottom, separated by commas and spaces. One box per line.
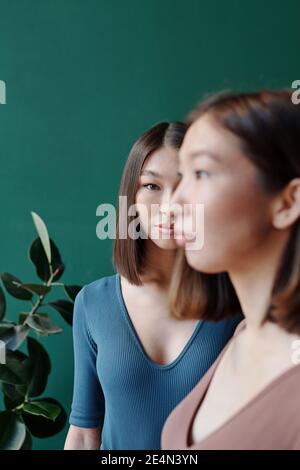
69, 273, 242, 450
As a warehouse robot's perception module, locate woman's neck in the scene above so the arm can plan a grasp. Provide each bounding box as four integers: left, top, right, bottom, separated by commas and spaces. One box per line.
140, 240, 177, 287
229, 230, 290, 333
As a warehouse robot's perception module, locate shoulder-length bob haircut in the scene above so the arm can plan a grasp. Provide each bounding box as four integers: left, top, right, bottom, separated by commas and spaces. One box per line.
170, 89, 300, 335
113, 121, 187, 285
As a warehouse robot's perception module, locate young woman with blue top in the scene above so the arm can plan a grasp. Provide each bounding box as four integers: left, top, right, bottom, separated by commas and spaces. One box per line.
64, 122, 242, 450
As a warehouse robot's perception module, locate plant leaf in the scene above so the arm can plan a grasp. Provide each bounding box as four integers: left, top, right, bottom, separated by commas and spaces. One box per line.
29, 238, 65, 282
26, 337, 51, 398
23, 400, 61, 421
0, 324, 30, 350
26, 314, 63, 335
48, 300, 74, 326
0, 325, 15, 340
64, 285, 82, 302
0, 411, 26, 450
20, 429, 32, 450
19, 284, 51, 296
0, 365, 24, 385
19, 312, 29, 324
2, 350, 31, 407
3, 384, 28, 408
21, 398, 67, 438
0, 272, 33, 301
0, 349, 30, 384
31, 211, 52, 265
0, 286, 6, 321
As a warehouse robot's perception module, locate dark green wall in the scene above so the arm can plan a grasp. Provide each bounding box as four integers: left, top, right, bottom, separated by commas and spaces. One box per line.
0, 0, 298, 449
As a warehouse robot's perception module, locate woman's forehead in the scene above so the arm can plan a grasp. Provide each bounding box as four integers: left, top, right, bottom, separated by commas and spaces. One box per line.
179, 115, 243, 164
142, 146, 179, 170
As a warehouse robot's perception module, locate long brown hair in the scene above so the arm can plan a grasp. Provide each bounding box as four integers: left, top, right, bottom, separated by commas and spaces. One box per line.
170, 90, 300, 334
113, 121, 187, 285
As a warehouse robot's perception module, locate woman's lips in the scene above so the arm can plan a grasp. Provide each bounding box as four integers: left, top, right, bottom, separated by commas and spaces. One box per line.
155, 224, 175, 233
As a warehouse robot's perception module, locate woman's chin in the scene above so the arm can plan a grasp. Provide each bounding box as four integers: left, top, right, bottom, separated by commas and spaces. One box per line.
151, 238, 178, 250
185, 250, 220, 274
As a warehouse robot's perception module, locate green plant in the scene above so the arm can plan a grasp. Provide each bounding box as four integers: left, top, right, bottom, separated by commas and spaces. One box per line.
0, 212, 82, 449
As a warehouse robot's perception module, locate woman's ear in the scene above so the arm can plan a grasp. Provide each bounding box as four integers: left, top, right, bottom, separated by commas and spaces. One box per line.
272, 178, 300, 230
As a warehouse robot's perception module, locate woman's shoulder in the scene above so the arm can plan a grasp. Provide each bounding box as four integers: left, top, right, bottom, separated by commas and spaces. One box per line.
73, 273, 119, 332
78, 273, 119, 309
83, 273, 118, 294
202, 312, 244, 339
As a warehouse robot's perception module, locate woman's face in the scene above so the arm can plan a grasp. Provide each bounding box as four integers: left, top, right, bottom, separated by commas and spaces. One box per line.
171, 113, 277, 273
135, 145, 180, 250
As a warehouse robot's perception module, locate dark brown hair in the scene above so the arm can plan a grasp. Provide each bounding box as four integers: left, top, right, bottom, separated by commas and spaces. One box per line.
113, 121, 187, 285
170, 90, 300, 334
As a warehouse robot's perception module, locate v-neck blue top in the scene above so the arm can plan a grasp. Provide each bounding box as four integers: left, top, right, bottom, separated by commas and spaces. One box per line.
68, 273, 242, 450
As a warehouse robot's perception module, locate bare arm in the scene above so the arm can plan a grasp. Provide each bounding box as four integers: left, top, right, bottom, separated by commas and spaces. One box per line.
64, 425, 101, 450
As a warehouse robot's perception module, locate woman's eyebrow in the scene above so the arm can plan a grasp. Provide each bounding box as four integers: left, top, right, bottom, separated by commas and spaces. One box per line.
141, 169, 161, 177
189, 150, 221, 162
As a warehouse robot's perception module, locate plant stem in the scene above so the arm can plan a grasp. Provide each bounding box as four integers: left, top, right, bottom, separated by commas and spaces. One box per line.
22, 270, 57, 324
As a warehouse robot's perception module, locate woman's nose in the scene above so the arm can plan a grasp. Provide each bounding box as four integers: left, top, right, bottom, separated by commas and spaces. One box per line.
159, 202, 174, 220
170, 178, 185, 206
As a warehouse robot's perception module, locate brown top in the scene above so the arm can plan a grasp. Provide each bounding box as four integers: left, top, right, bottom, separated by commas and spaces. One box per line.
161, 322, 300, 450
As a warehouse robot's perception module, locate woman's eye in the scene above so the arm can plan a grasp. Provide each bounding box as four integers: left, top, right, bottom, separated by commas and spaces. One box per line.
195, 170, 210, 179
143, 183, 160, 191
